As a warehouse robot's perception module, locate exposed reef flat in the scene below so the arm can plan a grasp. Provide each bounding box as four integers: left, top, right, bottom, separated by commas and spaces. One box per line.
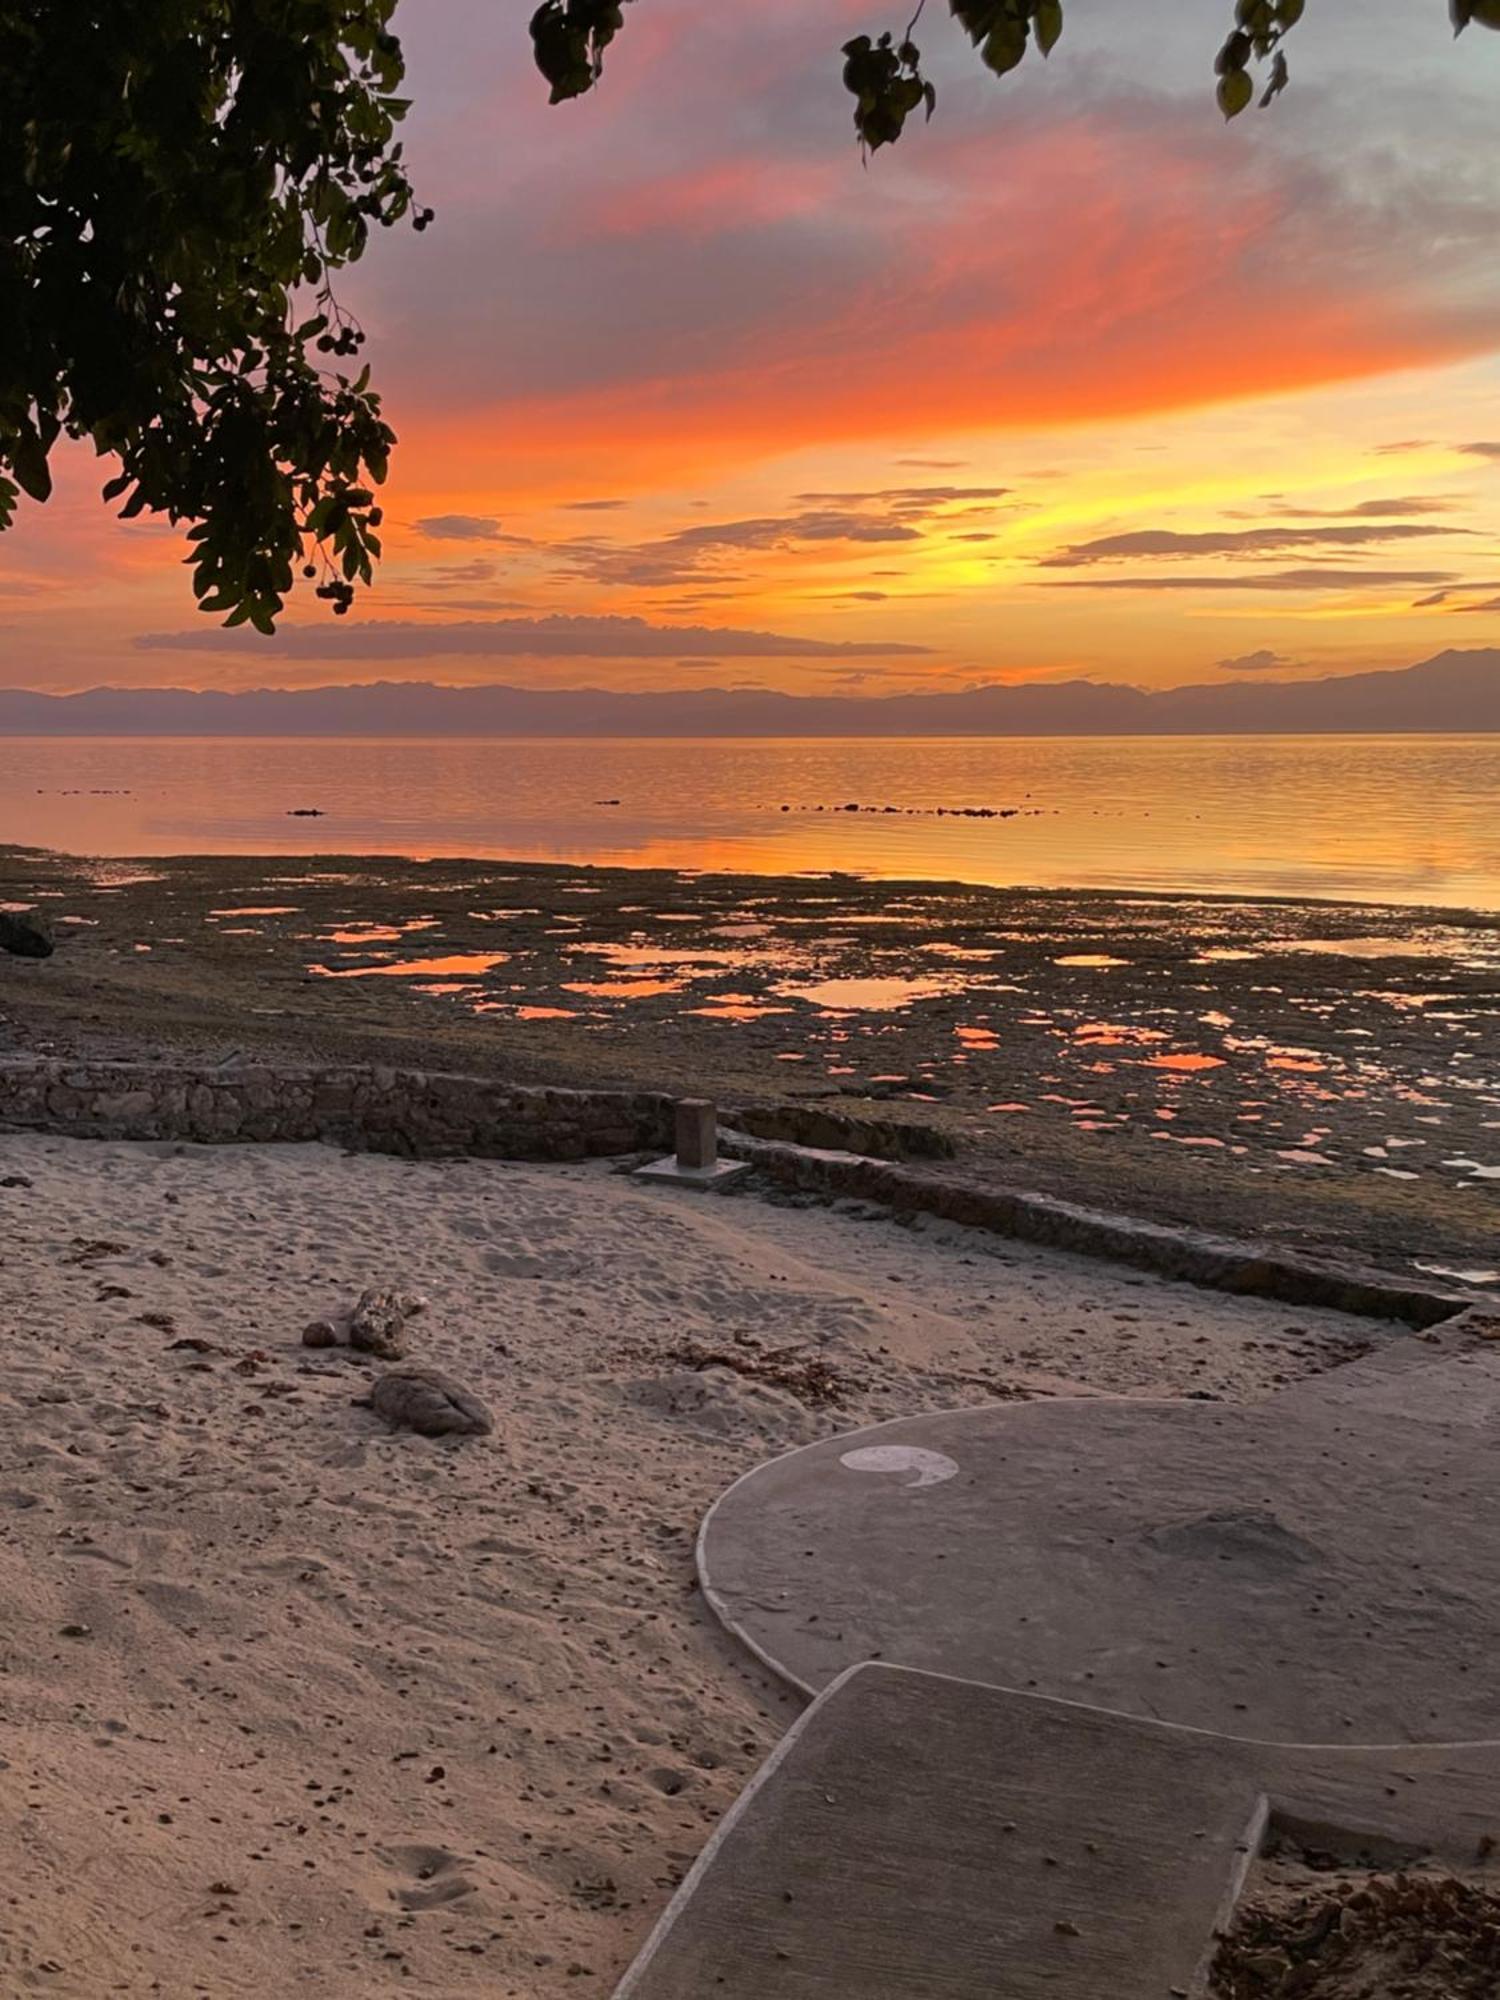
3, 844, 1497, 1283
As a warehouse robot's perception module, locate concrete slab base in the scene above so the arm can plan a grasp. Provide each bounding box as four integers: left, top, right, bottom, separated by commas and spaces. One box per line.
698, 1337, 1500, 1742
634, 1156, 751, 1190
615, 1663, 1500, 1999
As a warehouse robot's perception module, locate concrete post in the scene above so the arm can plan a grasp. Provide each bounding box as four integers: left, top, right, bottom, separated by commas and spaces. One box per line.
636, 1095, 747, 1189
676, 1098, 717, 1171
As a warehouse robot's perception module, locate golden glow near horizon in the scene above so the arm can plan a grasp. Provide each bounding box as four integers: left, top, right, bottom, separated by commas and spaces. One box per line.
2, 0, 1499, 700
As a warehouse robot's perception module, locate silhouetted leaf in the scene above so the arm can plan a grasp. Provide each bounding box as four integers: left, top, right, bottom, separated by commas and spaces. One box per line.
1218, 67, 1254, 117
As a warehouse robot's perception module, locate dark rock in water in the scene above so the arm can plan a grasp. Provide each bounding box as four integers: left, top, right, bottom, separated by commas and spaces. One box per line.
287, 807, 325, 817
0, 909, 54, 959
370, 1367, 492, 1438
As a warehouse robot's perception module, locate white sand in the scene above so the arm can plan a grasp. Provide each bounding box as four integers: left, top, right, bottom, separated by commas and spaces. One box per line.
0, 1133, 1385, 1997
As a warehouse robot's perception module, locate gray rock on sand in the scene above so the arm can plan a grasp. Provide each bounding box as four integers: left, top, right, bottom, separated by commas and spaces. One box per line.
370, 1367, 492, 1438
348, 1286, 427, 1359
301, 1319, 340, 1349
0, 909, 54, 959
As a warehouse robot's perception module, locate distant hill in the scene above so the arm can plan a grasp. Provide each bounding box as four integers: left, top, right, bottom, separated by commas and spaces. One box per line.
2, 649, 1497, 736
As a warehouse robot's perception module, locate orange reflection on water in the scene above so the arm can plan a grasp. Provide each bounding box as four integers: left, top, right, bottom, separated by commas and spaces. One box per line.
310, 952, 511, 979
1073, 1022, 1168, 1047
561, 977, 683, 999
323, 920, 441, 944
778, 975, 965, 1012
686, 1000, 796, 1021
955, 1024, 1000, 1048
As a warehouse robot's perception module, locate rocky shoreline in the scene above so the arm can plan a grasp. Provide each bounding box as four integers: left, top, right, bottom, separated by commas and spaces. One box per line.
2, 843, 1497, 1287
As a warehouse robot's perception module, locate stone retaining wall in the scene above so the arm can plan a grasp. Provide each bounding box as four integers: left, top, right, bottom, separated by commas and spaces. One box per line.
0, 1059, 675, 1162
719, 1129, 1468, 1330
0, 1059, 952, 1166
728, 1101, 954, 1161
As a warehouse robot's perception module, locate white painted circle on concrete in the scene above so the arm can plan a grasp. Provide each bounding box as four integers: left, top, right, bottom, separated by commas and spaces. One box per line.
839, 1444, 959, 1490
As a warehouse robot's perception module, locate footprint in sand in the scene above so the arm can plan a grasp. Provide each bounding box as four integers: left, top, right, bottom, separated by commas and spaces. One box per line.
482, 1248, 554, 1278
378, 1843, 478, 1911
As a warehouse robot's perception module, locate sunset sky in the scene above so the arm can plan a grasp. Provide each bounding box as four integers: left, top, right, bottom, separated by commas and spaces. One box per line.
4, 0, 1500, 698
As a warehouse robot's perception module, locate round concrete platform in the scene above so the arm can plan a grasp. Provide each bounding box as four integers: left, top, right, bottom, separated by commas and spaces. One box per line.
699, 1347, 1500, 1743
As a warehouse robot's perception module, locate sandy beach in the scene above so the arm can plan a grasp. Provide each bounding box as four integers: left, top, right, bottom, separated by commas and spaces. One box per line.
0, 1129, 1389, 1997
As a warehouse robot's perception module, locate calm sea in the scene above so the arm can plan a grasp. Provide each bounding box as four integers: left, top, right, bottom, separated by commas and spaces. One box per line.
6, 734, 1499, 910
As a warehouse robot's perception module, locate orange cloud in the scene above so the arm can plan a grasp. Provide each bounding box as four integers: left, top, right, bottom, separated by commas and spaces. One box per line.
579, 157, 838, 242
393, 110, 1494, 499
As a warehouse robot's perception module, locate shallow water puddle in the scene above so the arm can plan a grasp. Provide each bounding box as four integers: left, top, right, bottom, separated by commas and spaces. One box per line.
1283, 935, 1488, 962
561, 977, 685, 999
1362, 990, 1450, 1011
80, 866, 166, 888
209, 905, 300, 918
921, 942, 1006, 961
1415, 1261, 1500, 1286
571, 941, 777, 970
321, 918, 442, 944
955, 1025, 1000, 1049
1054, 953, 1129, 968
310, 952, 511, 979
1145, 1053, 1227, 1073
777, 975, 966, 1012
686, 999, 796, 1020
1073, 1022, 1168, 1048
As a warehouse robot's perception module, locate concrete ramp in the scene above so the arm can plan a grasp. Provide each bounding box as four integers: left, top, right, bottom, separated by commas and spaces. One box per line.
698, 1339, 1500, 1741
615, 1664, 1500, 1999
